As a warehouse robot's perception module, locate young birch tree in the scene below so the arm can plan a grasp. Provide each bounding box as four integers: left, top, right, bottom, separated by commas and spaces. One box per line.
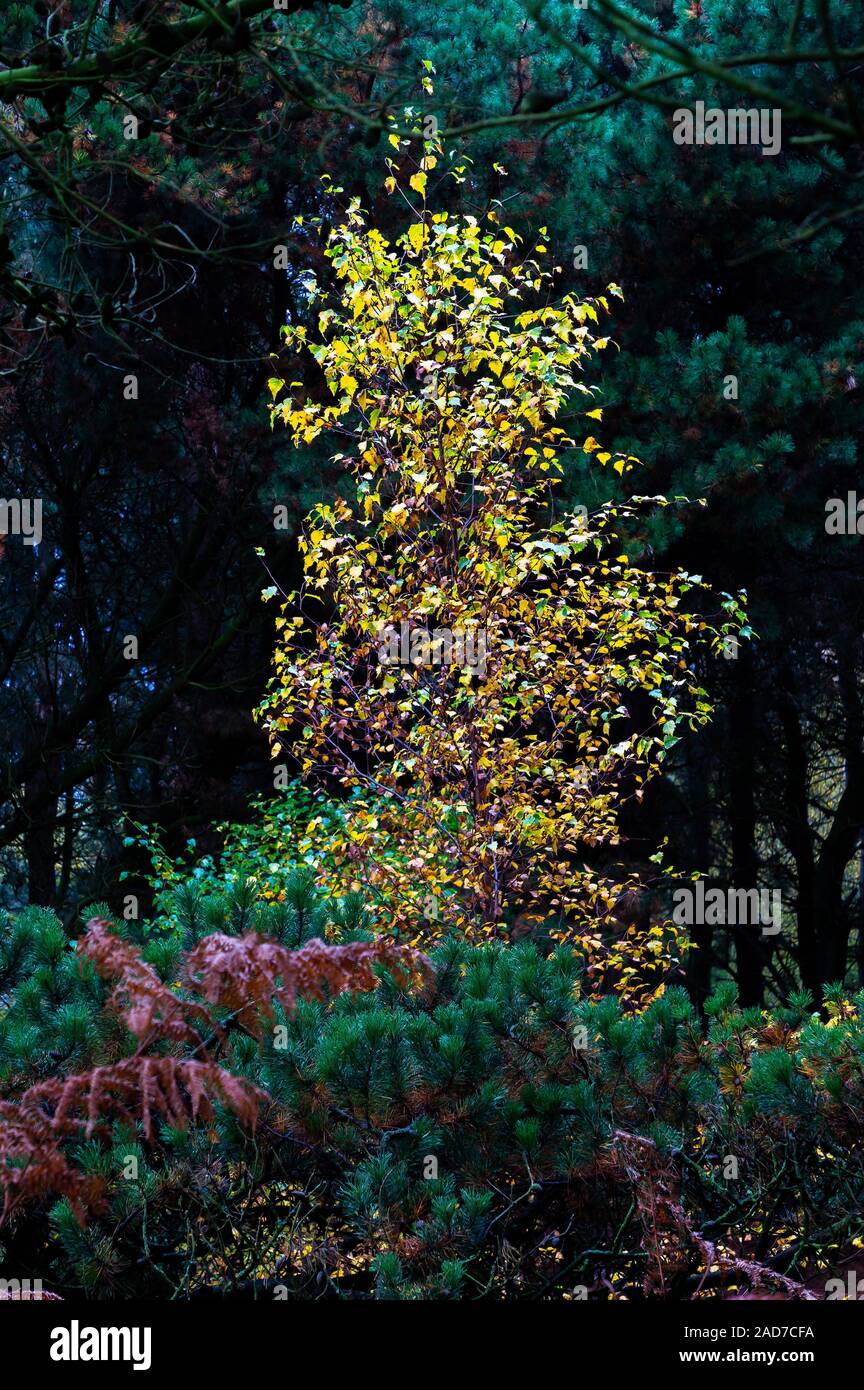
259, 121, 742, 1001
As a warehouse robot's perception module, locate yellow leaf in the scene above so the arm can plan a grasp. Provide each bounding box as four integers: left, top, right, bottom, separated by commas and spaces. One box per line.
409, 172, 427, 195
408, 223, 427, 254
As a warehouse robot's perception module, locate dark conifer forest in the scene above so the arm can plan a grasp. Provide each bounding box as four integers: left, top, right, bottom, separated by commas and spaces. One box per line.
1, 0, 864, 1348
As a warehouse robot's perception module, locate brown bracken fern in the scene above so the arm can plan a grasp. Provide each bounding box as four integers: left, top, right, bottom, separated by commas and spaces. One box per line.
0, 918, 429, 1220
79, 918, 212, 1046
0, 1097, 103, 1219
184, 931, 430, 1035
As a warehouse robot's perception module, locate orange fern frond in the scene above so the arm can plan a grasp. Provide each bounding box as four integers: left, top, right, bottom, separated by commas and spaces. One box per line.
0, 921, 428, 1222
79, 918, 213, 1046
184, 932, 429, 1034
0, 1099, 105, 1220
0, 1056, 265, 1220
23, 1056, 265, 1142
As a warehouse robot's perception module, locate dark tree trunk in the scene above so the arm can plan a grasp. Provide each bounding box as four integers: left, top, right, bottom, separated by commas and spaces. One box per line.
728, 651, 764, 1005
815, 654, 864, 988
23, 768, 57, 906
684, 735, 714, 1013
57, 787, 75, 908
775, 689, 819, 999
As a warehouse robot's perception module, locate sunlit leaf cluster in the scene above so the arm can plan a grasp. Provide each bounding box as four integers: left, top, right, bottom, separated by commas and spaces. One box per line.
259, 128, 741, 991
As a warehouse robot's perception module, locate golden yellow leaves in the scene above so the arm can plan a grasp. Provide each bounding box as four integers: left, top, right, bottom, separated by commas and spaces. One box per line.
407, 223, 428, 255
254, 157, 732, 974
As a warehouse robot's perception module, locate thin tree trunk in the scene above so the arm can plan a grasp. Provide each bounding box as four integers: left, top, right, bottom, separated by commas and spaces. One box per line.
57, 787, 76, 909
775, 690, 819, 998
729, 651, 764, 1005
23, 768, 57, 906
685, 735, 714, 1012
815, 654, 864, 987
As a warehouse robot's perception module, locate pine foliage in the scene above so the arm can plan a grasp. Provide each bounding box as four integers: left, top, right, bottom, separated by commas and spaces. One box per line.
0, 880, 861, 1299
0, 903, 425, 1232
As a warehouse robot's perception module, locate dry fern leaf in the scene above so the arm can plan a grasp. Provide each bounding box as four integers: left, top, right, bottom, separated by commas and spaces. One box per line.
0, 1058, 265, 1220
0, 921, 426, 1221
184, 932, 430, 1035
0, 1099, 103, 1220
22, 1056, 265, 1142
79, 918, 213, 1046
